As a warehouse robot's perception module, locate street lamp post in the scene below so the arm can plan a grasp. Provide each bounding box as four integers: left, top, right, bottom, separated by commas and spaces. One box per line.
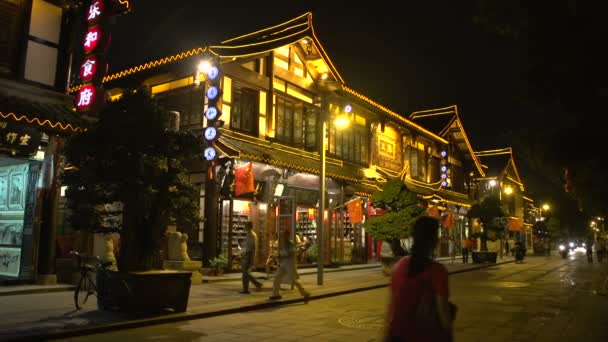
540, 203, 550, 221
317, 102, 351, 286
318, 118, 327, 286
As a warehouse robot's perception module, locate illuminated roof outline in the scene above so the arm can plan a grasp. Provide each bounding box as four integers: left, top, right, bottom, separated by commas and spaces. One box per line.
409, 105, 485, 177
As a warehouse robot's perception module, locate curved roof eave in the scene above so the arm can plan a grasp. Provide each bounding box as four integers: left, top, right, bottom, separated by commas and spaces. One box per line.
409, 105, 485, 176
214, 12, 344, 84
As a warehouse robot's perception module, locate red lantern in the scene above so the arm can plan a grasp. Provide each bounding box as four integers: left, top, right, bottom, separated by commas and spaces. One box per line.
308, 208, 315, 220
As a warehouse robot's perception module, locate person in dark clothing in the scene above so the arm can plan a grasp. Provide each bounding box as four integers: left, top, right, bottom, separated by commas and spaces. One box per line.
514, 241, 525, 263
461, 237, 470, 264
586, 238, 594, 263
384, 216, 454, 342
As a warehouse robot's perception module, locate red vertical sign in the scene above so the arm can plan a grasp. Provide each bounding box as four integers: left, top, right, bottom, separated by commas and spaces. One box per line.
75, 0, 132, 114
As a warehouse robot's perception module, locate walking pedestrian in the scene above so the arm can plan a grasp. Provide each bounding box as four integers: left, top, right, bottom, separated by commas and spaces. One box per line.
269, 227, 310, 302
461, 236, 470, 264
384, 216, 455, 342
505, 238, 510, 257
448, 237, 456, 264
514, 241, 525, 263
586, 237, 594, 263
240, 222, 263, 294
596, 237, 606, 263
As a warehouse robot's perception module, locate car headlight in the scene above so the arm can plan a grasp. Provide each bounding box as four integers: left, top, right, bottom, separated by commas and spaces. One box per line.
569, 242, 575, 248
559, 245, 566, 251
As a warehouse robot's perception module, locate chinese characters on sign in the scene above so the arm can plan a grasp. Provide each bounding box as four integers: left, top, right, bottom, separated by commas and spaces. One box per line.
75, 84, 98, 111
75, 0, 132, 115
0, 121, 42, 156
82, 26, 104, 55
87, 0, 104, 24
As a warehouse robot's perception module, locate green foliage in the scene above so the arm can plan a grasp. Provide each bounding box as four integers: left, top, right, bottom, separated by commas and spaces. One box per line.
62, 89, 204, 272
365, 180, 424, 242
467, 195, 506, 250
307, 243, 318, 263
209, 255, 228, 270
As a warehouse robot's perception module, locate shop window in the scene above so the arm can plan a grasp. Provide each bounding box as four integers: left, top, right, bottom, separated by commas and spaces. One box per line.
304, 110, 317, 151
275, 96, 316, 148
328, 115, 369, 165
406, 141, 429, 182
230, 84, 258, 135
153, 86, 203, 130
0, 0, 25, 76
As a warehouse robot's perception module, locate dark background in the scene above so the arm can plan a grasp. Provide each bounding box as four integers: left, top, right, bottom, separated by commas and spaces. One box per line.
107, 0, 522, 151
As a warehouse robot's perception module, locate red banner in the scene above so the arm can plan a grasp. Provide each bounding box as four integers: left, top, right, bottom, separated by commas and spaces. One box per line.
442, 211, 455, 228
508, 218, 522, 232
234, 162, 254, 197
347, 198, 363, 225
426, 205, 440, 218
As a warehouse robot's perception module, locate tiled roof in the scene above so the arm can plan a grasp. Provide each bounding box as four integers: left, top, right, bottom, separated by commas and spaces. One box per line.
0, 94, 84, 133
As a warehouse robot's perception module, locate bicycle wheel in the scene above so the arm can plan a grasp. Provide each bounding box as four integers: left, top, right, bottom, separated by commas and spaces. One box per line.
75, 274, 95, 309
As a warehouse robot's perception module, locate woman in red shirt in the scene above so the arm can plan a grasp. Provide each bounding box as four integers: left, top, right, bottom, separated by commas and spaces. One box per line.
385, 216, 453, 342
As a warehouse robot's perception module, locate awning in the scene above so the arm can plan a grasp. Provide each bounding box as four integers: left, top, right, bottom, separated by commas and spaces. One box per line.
0, 94, 84, 134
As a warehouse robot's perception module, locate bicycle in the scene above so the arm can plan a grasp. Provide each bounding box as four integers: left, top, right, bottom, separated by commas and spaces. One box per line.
70, 250, 114, 310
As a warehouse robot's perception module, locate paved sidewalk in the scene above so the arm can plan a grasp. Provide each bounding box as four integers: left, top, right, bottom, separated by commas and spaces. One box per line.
0, 257, 515, 341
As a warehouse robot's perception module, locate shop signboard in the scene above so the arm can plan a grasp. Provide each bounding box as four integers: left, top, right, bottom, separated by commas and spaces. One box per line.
75, 0, 131, 115
0, 120, 42, 156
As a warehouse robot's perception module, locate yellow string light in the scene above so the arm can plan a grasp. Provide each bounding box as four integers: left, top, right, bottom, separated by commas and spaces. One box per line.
475, 147, 524, 191
0, 111, 83, 132
341, 86, 448, 144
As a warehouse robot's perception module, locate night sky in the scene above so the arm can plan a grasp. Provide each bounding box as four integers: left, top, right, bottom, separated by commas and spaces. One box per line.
108, 0, 523, 151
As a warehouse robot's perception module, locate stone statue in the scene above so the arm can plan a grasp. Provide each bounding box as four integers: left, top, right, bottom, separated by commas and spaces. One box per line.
163, 228, 200, 285
167, 230, 191, 261
104, 234, 117, 271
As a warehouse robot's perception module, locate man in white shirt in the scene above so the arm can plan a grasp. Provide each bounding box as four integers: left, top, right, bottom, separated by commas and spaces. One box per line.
241, 222, 263, 293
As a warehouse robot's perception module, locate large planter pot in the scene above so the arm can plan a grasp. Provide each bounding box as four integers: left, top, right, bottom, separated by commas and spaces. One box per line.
472, 251, 497, 263
98, 270, 191, 315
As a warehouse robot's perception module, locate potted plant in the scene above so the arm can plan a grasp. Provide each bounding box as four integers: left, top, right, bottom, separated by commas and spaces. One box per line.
466, 195, 506, 263
364, 180, 424, 271
62, 88, 204, 314
209, 255, 228, 276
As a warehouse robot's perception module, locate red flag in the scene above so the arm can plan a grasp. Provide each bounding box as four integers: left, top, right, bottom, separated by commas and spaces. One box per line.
347, 198, 363, 224
442, 211, 455, 228
234, 162, 254, 197
508, 218, 522, 232
426, 205, 440, 218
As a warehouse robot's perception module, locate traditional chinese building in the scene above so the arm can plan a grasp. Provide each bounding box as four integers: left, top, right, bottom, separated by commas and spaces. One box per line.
0, 0, 84, 285
474, 147, 533, 250
406, 105, 486, 255
65, 12, 487, 270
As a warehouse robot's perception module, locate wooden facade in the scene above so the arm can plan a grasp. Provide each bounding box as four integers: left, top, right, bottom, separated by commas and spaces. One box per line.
87, 12, 498, 266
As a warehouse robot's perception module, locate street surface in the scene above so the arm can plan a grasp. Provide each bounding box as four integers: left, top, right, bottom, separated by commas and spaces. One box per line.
60, 252, 608, 342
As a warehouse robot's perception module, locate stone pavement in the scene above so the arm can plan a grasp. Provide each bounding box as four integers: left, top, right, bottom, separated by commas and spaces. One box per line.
0, 256, 515, 342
